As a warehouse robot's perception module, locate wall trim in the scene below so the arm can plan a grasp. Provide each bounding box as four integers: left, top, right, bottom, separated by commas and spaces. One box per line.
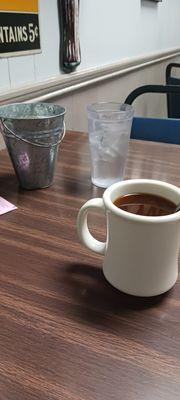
0, 47, 180, 104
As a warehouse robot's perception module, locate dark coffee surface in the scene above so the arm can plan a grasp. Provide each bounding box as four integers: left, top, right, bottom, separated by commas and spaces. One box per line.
113, 193, 176, 216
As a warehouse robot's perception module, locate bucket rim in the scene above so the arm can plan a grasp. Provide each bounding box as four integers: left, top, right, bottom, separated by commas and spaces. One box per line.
0, 102, 66, 121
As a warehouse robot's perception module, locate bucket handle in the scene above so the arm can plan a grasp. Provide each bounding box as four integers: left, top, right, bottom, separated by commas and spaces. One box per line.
0, 119, 66, 148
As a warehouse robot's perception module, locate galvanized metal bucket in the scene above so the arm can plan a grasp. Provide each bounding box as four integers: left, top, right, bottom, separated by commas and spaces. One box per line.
0, 103, 66, 189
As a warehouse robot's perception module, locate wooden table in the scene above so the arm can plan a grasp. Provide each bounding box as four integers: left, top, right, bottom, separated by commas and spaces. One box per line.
0, 132, 179, 400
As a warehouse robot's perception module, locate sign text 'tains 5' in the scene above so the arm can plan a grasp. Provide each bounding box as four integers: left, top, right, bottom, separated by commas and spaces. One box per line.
0, 0, 41, 57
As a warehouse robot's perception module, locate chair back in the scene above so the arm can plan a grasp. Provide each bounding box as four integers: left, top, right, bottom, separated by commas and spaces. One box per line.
166, 63, 180, 118
131, 117, 180, 145
125, 84, 180, 107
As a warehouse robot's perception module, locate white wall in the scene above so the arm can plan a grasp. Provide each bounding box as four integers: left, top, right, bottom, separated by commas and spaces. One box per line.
80, 0, 180, 68
0, 0, 180, 92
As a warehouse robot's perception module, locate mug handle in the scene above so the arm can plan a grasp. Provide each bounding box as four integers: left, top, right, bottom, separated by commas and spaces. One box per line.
77, 198, 106, 255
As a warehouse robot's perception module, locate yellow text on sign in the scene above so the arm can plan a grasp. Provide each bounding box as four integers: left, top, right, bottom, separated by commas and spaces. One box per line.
0, 0, 38, 13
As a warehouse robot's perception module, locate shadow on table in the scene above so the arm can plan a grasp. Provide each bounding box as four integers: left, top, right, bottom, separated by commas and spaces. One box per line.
0, 173, 20, 198
63, 262, 170, 326
61, 175, 104, 199
0, 172, 17, 188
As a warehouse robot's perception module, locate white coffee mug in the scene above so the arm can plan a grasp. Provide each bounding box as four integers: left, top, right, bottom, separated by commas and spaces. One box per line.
77, 179, 180, 297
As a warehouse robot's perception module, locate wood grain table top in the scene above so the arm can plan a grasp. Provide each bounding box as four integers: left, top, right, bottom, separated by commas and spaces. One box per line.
0, 131, 180, 400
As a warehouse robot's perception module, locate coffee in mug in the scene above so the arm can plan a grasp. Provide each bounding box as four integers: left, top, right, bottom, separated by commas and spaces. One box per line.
113, 193, 177, 216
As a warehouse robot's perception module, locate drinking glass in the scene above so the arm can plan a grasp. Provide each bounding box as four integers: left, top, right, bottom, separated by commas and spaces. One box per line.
87, 102, 134, 188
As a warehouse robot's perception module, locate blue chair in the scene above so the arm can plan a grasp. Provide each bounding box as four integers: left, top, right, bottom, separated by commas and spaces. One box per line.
166, 63, 180, 118
131, 117, 180, 144
125, 85, 180, 144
